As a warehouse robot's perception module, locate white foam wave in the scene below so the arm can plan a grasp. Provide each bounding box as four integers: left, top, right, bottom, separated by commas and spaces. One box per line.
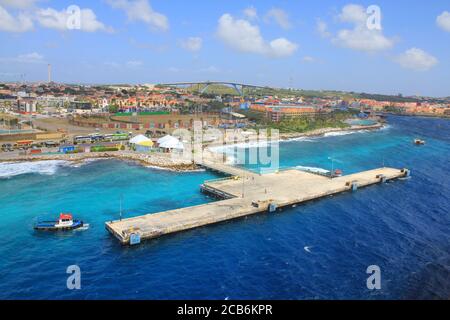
286, 136, 316, 142
82, 158, 107, 164
0, 160, 71, 179
144, 164, 205, 173
323, 125, 386, 138
145, 165, 177, 172
296, 165, 330, 174
68, 157, 114, 168
323, 130, 357, 137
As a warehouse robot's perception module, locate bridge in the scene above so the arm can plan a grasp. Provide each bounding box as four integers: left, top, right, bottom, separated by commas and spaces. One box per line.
158, 81, 271, 96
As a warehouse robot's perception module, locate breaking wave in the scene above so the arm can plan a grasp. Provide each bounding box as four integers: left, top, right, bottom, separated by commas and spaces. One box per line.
296, 165, 330, 174
323, 130, 360, 137
0, 160, 80, 179
285, 136, 316, 142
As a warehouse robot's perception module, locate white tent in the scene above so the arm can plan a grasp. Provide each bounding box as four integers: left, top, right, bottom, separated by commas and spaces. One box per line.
157, 135, 173, 145
159, 136, 184, 150
129, 134, 151, 144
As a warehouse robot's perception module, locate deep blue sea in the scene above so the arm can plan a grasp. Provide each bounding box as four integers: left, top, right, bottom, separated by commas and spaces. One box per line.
0, 115, 448, 299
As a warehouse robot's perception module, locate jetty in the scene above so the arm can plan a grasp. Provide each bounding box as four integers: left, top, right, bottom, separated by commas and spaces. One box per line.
197, 159, 258, 178
106, 161, 410, 245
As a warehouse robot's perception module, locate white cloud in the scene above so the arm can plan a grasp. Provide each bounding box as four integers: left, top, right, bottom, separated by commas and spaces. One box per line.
269, 38, 298, 57
328, 4, 394, 52
265, 8, 291, 30
334, 26, 394, 52
217, 14, 266, 54
395, 48, 438, 71
243, 6, 257, 20
36, 7, 111, 32
104, 61, 120, 68
437, 11, 450, 33
126, 60, 143, 67
179, 37, 202, 52
0, 5, 33, 32
0, 52, 45, 64
0, 4, 111, 33
197, 66, 220, 73
35, 8, 66, 30
338, 3, 367, 25
316, 18, 331, 38
302, 56, 316, 63
107, 0, 169, 31
216, 13, 298, 58
0, 0, 38, 9
104, 60, 143, 68
17, 52, 44, 63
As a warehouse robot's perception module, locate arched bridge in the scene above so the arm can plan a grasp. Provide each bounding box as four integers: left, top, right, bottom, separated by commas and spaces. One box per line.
157, 81, 270, 96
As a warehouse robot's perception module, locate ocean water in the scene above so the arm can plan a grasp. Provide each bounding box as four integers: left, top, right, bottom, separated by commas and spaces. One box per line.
0, 115, 448, 299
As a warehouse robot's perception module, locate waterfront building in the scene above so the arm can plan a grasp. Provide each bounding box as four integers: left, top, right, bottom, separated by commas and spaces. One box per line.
250, 104, 319, 122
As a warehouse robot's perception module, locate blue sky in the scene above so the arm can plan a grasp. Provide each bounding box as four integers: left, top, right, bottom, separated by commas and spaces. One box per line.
0, 0, 449, 97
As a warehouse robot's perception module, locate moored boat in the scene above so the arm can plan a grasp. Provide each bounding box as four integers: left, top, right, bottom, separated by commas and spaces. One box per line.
333, 169, 343, 177
414, 139, 426, 145
34, 213, 84, 231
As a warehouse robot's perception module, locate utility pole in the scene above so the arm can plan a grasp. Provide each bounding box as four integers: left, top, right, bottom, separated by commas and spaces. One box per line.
329, 156, 334, 178
48, 64, 52, 83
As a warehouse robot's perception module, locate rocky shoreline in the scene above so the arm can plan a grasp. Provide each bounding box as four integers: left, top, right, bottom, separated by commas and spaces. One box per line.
0, 151, 197, 172
0, 123, 384, 171
279, 123, 384, 140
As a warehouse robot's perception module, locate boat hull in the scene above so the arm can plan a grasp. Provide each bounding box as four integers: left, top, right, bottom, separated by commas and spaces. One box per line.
34, 220, 84, 231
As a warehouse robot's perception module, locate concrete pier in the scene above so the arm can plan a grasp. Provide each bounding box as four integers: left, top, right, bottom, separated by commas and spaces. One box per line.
198, 160, 258, 178
106, 164, 409, 245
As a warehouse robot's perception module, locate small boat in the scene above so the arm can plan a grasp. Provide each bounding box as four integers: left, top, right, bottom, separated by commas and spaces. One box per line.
34, 213, 84, 231
333, 169, 343, 177
414, 139, 426, 145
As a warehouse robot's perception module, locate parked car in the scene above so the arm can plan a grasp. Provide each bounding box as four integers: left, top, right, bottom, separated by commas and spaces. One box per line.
1, 143, 13, 151
2, 143, 12, 152
44, 141, 59, 148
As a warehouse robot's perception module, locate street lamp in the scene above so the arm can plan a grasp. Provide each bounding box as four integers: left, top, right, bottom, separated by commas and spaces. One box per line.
328, 156, 334, 178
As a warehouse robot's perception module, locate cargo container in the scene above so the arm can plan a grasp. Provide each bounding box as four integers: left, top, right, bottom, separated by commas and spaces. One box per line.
59, 146, 75, 154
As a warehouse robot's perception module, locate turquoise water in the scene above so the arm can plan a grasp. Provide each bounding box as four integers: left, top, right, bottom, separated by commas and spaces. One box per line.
346, 119, 378, 126
0, 115, 449, 299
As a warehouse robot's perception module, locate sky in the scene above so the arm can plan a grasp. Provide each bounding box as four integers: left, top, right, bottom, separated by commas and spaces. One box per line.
0, 0, 449, 97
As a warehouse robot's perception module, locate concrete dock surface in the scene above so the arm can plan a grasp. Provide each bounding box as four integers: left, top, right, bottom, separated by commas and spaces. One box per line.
106, 166, 409, 245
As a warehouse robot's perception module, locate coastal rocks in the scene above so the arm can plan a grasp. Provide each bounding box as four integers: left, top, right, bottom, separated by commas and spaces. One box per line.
279, 123, 383, 140
0, 151, 197, 172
